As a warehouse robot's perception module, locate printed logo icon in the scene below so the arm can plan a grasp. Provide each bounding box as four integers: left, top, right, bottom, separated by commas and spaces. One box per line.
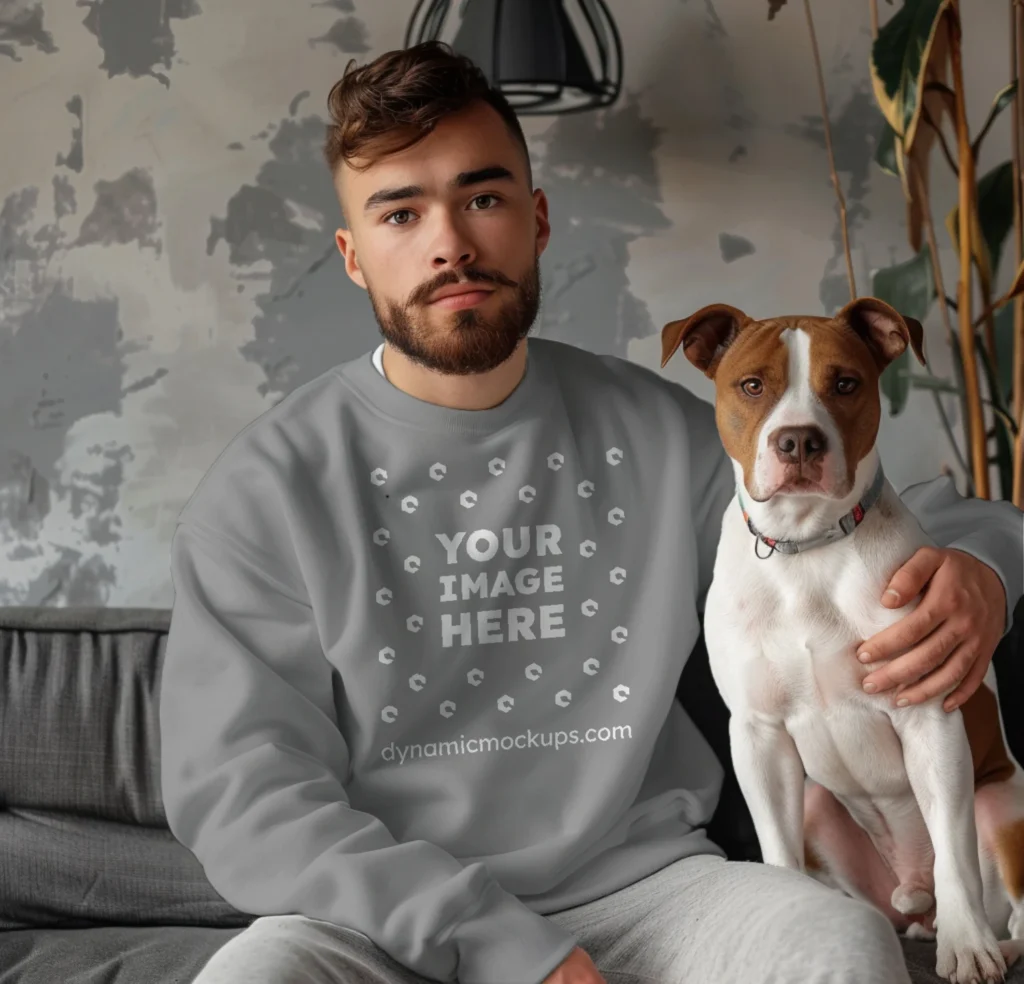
376, 588, 392, 606
525, 663, 542, 681
488, 457, 506, 476
577, 480, 595, 498
519, 485, 536, 503
467, 668, 485, 686
401, 495, 418, 514
609, 567, 627, 585
581, 599, 599, 617
381, 705, 397, 723
409, 674, 426, 692
430, 462, 447, 481
497, 695, 514, 713
406, 615, 424, 632
440, 700, 456, 718
404, 556, 421, 573
583, 658, 600, 676
608, 507, 625, 526
378, 646, 395, 665
611, 626, 628, 644
613, 684, 630, 703
606, 447, 623, 466
555, 690, 572, 707
547, 452, 564, 471
373, 528, 390, 546
460, 490, 478, 509
579, 540, 596, 558
370, 468, 388, 486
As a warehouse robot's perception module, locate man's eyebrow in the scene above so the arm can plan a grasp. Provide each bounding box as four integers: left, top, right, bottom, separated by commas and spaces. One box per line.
363, 165, 515, 212
363, 185, 423, 212
451, 165, 515, 188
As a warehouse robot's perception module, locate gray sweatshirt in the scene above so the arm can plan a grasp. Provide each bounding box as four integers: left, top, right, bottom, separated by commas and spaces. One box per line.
159, 337, 1023, 984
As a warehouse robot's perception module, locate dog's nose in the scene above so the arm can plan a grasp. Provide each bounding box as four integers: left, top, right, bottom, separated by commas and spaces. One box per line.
773, 426, 828, 463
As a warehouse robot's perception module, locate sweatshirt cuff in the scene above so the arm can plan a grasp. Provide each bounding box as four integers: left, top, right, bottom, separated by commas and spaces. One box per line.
946, 533, 1017, 638
450, 878, 579, 984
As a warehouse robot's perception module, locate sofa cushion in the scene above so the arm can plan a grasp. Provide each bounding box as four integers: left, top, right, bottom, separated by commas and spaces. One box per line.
0, 608, 170, 826
0, 808, 252, 931
0, 924, 244, 984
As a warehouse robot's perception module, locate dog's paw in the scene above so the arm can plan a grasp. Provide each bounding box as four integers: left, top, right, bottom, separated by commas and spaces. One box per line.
936, 922, 1007, 984
892, 885, 934, 916
905, 921, 936, 941
999, 940, 1023, 969
1009, 906, 1024, 941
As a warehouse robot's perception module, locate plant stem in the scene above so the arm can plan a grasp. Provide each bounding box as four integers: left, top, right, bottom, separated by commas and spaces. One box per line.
949, 4, 990, 497
1013, 0, 1024, 504
912, 159, 974, 485
870, 0, 878, 38
804, 0, 856, 301
923, 107, 960, 176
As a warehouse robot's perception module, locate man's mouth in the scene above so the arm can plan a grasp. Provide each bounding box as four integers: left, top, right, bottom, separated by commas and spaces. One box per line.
428, 287, 495, 310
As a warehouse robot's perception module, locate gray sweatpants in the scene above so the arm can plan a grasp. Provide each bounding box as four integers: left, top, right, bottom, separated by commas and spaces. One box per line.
191, 854, 912, 983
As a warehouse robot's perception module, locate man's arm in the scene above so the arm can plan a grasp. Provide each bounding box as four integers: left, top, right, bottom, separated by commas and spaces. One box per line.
160, 519, 577, 984
898, 474, 1024, 635
672, 385, 735, 612
669, 377, 1024, 697
856, 476, 1024, 710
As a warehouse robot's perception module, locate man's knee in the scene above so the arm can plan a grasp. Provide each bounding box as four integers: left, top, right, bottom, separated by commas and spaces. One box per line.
798, 893, 910, 982
193, 914, 365, 984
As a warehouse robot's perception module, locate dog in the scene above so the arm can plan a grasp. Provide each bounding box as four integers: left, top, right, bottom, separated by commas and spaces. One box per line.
660, 296, 1024, 984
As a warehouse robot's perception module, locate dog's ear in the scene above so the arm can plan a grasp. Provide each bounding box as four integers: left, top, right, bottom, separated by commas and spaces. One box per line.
661, 303, 750, 379
836, 296, 926, 370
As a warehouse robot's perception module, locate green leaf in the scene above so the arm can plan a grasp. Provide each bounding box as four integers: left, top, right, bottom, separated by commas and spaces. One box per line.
872, 247, 937, 416
875, 120, 900, 177
870, 0, 952, 147
946, 161, 1014, 290
978, 161, 1014, 282
972, 81, 1019, 158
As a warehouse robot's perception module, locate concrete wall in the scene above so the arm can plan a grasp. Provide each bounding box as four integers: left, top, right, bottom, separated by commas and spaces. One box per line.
1, 0, 1017, 606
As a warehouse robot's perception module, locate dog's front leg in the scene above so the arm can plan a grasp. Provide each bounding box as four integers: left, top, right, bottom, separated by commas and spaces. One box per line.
730, 712, 805, 870
892, 705, 1006, 983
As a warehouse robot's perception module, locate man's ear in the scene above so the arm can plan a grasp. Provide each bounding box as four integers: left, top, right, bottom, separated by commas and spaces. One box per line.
836, 296, 926, 370
661, 303, 750, 379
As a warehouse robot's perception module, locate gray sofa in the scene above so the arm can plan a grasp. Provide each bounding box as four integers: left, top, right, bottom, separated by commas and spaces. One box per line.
0, 604, 1021, 984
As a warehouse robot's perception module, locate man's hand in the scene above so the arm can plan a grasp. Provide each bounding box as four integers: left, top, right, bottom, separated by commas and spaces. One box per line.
857, 546, 1006, 713
542, 946, 607, 984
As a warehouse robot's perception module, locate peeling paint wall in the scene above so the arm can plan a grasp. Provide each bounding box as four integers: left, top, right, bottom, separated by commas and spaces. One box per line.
1, 0, 1015, 607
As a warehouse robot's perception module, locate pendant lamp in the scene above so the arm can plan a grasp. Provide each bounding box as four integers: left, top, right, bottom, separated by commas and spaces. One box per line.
404, 0, 623, 115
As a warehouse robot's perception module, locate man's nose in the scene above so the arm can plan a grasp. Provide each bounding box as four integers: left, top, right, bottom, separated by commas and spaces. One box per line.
771, 425, 828, 464
430, 213, 476, 269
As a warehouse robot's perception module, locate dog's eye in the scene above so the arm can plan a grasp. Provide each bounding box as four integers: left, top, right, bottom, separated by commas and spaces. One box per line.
740, 378, 763, 397
835, 377, 859, 395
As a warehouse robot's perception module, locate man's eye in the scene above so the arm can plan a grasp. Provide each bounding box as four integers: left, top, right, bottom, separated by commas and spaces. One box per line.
385, 209, 414, 225
469, 194, 498, 209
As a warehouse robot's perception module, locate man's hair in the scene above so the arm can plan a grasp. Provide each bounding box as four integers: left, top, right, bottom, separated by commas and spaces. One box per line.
322, 41, 533, 190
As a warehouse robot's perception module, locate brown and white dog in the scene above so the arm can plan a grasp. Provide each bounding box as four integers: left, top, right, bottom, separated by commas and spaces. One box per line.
661, 296, 1024, 984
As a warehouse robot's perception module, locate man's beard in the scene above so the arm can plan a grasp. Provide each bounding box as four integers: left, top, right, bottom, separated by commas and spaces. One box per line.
367, 260, 541, 376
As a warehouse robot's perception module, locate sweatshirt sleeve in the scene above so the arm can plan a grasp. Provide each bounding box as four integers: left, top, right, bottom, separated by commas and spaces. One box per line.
898, 475, 1024, 636
159, 519, 578, 984
672, 383, 736, 612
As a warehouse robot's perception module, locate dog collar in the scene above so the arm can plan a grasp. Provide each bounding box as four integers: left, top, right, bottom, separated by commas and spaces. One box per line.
736, 463, 885, 558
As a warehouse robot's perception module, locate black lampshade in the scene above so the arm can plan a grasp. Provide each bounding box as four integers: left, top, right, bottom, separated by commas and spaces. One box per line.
405, 0, 623, 115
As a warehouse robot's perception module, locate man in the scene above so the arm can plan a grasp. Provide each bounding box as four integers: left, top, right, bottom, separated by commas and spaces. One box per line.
160, 41, 1023, 984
